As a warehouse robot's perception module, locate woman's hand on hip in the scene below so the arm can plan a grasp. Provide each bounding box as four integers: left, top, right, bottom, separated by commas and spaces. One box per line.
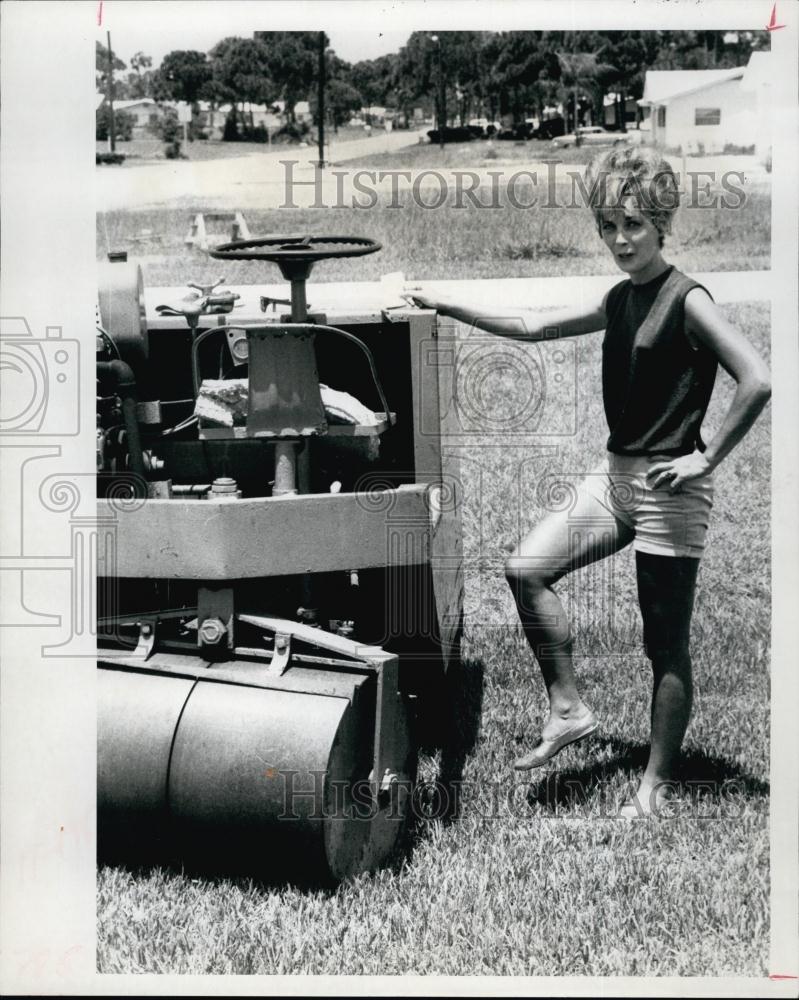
647, 451, 712, 492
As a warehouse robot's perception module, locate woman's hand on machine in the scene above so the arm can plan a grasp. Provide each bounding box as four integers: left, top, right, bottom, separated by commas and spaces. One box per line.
403, 285, 447, 312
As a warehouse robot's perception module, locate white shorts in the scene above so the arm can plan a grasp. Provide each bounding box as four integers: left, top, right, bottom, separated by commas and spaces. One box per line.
579, 452, 714, 559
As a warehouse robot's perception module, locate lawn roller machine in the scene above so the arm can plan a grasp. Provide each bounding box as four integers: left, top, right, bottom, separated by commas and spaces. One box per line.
96, 235, 463, 883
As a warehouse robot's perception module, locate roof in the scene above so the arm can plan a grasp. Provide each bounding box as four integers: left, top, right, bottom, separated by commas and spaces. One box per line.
639, 67, 744, 106
114, 98, 158, 111
740, 50, 771, 92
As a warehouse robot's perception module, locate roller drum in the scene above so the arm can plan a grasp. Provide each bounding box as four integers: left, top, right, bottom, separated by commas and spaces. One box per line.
97, 665, 415, 882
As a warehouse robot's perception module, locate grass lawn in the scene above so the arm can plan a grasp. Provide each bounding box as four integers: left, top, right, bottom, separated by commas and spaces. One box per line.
345, 136, 605, 170
96, 180, 771, 975
96, 182, 770, 285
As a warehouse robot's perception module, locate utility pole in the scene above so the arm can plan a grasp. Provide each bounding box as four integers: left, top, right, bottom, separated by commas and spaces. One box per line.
106, 30, 116, 153
571, 41, 581, 149
432, 35, 445, 152
317, 31, 326, 168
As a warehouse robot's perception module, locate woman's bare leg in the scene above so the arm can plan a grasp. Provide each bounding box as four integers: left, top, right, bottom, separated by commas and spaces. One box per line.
625, 551, 700, 815
505, 488, 634, 762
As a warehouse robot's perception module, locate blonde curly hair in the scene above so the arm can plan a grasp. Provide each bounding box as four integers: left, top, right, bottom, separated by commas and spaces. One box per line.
585, 146, 680, 248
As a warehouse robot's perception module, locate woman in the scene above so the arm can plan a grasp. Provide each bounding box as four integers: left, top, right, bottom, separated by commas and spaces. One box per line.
410, 146, 771, 818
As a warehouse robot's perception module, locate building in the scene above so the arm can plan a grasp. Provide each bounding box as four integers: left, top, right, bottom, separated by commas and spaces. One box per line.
111, 98, 164, 134
638, 52, 770, 155
602, 93, 639, 130
738, 51, 772, 162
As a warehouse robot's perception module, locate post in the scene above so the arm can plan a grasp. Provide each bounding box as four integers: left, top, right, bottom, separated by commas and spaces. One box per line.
438, 38, 446, 151
317, 31, 326, 168
573, 87, 580, 147
106, 30, 116, 153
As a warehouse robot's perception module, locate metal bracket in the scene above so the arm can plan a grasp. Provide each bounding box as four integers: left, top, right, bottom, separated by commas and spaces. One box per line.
268, 632, 291, 676
198, 586, 235, 658
134, 621, 156, 660
239, 613, 402, 803
370, 650, 401, 802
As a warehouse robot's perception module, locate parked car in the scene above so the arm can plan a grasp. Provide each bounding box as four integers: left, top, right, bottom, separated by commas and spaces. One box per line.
533, 116, 566, 140
551, 126, 645, 149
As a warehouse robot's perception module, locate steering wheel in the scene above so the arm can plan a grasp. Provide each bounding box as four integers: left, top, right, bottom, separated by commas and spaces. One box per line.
210, 235, 381, 262
209, 235, 382, 282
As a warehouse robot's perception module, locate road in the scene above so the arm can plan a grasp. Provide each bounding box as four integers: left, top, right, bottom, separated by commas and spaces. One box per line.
98, 135, 769, 218
96, 128, 429, 212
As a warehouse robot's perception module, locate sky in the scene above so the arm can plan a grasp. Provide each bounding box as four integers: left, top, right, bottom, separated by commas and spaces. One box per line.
99, 1, 412, 67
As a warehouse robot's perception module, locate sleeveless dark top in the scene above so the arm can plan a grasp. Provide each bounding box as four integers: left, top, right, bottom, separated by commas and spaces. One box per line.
602, 265, 717, 456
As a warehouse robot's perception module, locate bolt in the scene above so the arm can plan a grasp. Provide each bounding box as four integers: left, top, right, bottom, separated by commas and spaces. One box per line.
199, 617, 226, 645
210, 477, 241, 500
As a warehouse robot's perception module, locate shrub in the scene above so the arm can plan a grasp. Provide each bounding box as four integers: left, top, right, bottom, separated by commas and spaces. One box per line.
164, 140, 184, 160
96, 151, 125, 165
146, 107, 180, 143
426, 126, 475, 144
271, 120, 311, 144
223, 111, 240, 142
241, 124, 269, 143
95, 106, 134, 142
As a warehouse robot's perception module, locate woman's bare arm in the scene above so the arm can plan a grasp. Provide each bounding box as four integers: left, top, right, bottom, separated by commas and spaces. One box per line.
409, 290, 608, 341
648, 288, 771, 490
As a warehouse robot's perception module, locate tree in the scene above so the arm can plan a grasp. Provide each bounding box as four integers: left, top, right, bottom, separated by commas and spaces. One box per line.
651, 30, 767, 72
209, 37, 275, 133
254, 31, 319, 122
556, 46, 618, 133
351, 54, 397, 108
594, 32, 661, 130
156, 50, 213, 105
96, 40, 126, 97
487, 32, 559, 121
310, 78, 362, 132
96, 105, 134, 141
122, 50, 155, 100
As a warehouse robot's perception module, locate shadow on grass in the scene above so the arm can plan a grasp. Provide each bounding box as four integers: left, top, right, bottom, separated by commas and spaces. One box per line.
525, 735, 769, 813
408, 654, 485, 836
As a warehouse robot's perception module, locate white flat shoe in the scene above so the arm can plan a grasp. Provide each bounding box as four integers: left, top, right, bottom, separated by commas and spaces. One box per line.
513, 712, 598, 770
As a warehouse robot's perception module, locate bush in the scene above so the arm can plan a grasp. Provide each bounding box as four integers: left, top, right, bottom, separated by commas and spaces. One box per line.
241, 124, 269, 143
426, 126, 475, 144
147, 108, 180, 143
722, 143, 756, 155
95, 106, 134, 142
222, 112, 240, 142
164, 140, 185, 160
271, 120, 311, 144
96, 151, 125, 165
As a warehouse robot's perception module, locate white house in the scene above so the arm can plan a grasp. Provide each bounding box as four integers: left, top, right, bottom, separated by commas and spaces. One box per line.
111, 98, 164, 132
738, 51, 771, 161
638, 52, 770, 155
